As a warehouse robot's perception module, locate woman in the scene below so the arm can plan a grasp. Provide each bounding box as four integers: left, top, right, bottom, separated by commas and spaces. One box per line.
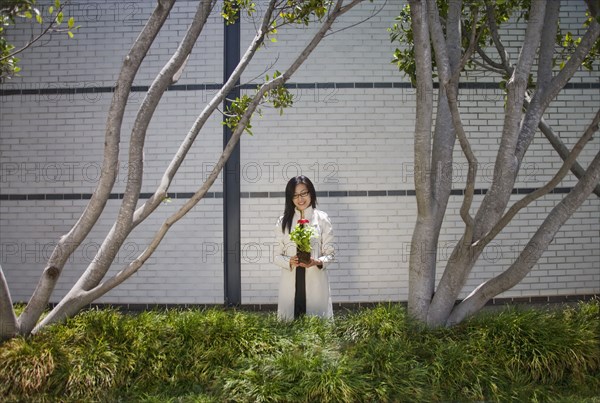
274, 175, 335, 320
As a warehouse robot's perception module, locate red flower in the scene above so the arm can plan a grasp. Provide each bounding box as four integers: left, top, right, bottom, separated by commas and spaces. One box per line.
298, 219, 310, 225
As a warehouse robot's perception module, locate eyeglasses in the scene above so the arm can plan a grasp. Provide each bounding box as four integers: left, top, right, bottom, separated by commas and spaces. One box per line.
292, 191, 310, 200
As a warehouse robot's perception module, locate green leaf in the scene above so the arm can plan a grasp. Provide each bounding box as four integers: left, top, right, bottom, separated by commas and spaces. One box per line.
67, 30, 74, 39
48, 6, 54, 15
270, 37, 277, 43
68, 16, 74, 29
55, 0, 61, 8
24, 11, 32, 19
35, 14, 43, 24
56, 12, 63, 25
289, 223, 317, 252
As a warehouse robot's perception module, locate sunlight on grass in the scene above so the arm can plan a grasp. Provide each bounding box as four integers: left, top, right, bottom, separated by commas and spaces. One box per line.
1, 300, 598, 402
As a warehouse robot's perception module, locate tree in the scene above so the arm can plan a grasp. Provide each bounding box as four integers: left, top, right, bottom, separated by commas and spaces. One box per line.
0, 0, 78, 80
396, 0, 599, 327
0, 0, 366, 340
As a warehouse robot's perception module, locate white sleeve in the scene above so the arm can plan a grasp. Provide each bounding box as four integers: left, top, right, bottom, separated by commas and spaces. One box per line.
317, 213, 335, 269
274, 217, 292, 271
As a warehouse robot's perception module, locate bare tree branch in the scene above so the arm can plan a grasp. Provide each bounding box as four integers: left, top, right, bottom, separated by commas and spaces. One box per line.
427, 0, 477, 242
17, 0, 177, 336
475, 46, 508, 73
429, 0, 463, 273
407, 0, 599, 328
473, 0, 546, 240
537, 0, 560, 89
484, 0, 511, 70
35, 0, 218, 327
474, 109, 600, 250
449, 149, 600, 325
538, 116, 600, 197
455, 8, 481, 81
131, 0, 279, 229
0, 266, 18, 340
34, 0, 365, 330
73, 0, 216, 293
521, 86, 600, 198
515, 17, 600, 160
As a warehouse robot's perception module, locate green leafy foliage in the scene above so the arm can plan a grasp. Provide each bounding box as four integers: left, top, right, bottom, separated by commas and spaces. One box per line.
267, 71, 294, 114
221, 0, 257, 25
1, 301, 599, 401
219, 1, 344, 132
389, 0, 599, 87
223, 94, 256, 135
279, 0, 329, 26
0, 0, 79, 80
222, 1, 333, 45
556, 9, 600, 71
289, 221, 317, 252
389, 6, 418, 86
223, 71, 293, 136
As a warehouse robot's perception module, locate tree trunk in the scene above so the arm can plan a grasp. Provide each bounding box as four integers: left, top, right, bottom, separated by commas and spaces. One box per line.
17, 0, 177, 336
132, 0, 279, 228
538, 117, 600, 197
448, 150, 600, 325
407, 0, 599, 327
473, 0, 547, 242
407, 0, 434, 320
0, 266, 18, 340
33, 0, 365, 332
72, 0, 216, 294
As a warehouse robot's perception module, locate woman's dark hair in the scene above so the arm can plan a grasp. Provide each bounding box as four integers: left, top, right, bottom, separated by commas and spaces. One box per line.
281, 175, 317, 233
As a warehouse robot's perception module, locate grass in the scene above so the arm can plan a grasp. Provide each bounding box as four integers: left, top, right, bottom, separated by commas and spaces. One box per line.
1, 300, 599, 402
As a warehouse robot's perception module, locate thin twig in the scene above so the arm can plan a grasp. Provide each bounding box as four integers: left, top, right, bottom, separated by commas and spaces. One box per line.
485, 0, 510, 70
0, 3, 68, 62
427, 0, 478, 242
454, 8, 481, 80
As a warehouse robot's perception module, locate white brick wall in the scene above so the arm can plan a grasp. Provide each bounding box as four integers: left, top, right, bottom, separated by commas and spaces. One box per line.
1, 0, 598, 306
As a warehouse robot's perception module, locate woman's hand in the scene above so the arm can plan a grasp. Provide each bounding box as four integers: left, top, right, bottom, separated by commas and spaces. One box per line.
291, 256, 322, 269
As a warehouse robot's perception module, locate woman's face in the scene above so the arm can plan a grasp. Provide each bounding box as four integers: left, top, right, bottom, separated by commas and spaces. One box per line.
292, 183, 311, 211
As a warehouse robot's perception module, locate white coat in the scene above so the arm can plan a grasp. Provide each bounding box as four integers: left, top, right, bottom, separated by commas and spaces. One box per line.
274, 206, 335, 320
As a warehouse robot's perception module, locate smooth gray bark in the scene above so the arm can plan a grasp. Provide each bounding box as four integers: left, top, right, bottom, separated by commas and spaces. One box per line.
449, 150, 600, 325
34, 0, 365, 331
473, 0, 547, 241
15, 0, 177, 336
407, 0, 435, 321
408, 0, 600, 327
0, 265, 18, 340
538, 117, 600, 197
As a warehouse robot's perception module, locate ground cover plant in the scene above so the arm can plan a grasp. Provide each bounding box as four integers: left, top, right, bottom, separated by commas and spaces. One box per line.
1, 300, 599, 402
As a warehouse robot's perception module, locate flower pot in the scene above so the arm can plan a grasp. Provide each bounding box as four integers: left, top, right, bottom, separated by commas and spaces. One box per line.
296, 249, 311, 265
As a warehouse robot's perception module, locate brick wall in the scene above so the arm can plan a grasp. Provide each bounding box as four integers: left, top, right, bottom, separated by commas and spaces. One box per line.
1, 0, 598, 306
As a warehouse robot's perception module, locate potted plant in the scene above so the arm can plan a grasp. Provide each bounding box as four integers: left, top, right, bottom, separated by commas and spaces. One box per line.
289, 218, 317, 264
